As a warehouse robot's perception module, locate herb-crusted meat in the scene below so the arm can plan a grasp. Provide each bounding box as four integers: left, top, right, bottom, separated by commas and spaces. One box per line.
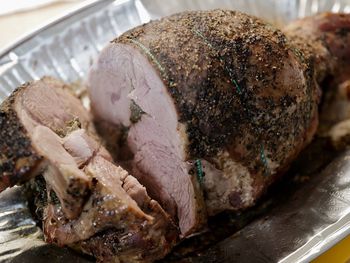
88, 9, 321, 234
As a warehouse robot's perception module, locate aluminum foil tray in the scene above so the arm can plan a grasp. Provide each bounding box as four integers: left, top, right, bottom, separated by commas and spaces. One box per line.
1, 0, 350, 262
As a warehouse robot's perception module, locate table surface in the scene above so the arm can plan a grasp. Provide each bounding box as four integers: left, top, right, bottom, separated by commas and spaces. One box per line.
0, 1, 83, 50
0, 2, 349, 262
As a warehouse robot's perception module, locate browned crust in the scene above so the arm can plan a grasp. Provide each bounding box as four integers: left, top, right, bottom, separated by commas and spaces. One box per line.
0, 83, 43, 192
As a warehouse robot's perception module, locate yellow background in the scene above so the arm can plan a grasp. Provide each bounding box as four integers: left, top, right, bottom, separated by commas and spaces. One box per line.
313, 235, 350, 263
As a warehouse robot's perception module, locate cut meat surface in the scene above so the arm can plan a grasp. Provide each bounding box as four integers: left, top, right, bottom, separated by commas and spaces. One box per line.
128, 115, 204, 231
89, 43, 206, 236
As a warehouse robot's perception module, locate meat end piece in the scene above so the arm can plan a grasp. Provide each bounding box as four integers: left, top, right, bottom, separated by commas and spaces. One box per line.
285, 12, 350, 84
286, 13, 350, 148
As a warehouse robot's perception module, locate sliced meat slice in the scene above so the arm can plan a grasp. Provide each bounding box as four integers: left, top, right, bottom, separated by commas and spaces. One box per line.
32, 125, 90, 219
0, 77, 93, 192
85, 156, 147, 219
129, 115, 204, 232
44, 156, 178, 262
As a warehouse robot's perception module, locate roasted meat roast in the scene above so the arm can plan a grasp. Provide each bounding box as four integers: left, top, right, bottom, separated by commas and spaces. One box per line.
1, 10, 349, 263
